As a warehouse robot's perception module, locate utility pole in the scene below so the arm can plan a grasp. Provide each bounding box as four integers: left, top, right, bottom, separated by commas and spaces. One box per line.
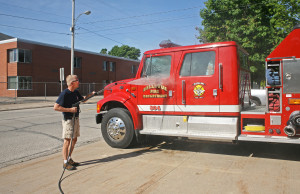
71, 0, 75, 75
70, 0, 90, 75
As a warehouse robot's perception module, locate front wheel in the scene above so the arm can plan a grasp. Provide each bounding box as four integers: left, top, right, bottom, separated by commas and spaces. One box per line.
101, 108, 134, 148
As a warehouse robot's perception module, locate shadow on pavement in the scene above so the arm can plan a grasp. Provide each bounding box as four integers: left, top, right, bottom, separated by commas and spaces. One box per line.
61, 144, 162, 182
137, 136, 300, 162
78, 135, 300, 169
79, 145, 161, 167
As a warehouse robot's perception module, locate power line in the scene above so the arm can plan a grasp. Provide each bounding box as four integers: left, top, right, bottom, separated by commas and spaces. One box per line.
0, 23, 123, 43
0, 13, 69, 26
200, 2, 266, 15
85, 15, 198, 32
81, 5, 203, 24
79, 27, 125, 45
0, 2, 70, 19
0, 12, 197, 33
0, 24, 70, 35
0, 2, 202, 48
83, 23, 198, 37
78, 0, 135, 22
0, 2, 257, 44
0, 2, 271, 30
0, 22, 126, 45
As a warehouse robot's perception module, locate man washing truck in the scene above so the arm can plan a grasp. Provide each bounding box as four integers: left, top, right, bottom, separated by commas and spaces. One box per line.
54, 75, 95, 170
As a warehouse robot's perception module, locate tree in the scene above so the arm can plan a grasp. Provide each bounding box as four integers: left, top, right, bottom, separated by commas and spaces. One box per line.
197, 0, 300, 83
100, 48, 108, 54
101, 45, 141, 60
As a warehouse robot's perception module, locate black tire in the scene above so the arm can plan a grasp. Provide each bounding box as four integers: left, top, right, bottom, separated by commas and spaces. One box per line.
123, 109, 138, 145
101, 108, 134, 148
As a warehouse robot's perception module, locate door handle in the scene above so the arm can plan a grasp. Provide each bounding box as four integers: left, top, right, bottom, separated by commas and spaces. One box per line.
219, 63, 223, 91
182, 80, 186, 104
213, 89, 218, 96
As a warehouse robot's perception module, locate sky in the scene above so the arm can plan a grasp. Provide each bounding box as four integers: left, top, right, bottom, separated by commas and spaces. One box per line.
0, 0, 206, 59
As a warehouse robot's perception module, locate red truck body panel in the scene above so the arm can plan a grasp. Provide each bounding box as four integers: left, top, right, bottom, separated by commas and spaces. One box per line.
267, 26, 300, 59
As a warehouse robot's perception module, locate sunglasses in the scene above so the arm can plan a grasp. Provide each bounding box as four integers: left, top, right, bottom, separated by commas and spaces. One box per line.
72, 79, 79, 83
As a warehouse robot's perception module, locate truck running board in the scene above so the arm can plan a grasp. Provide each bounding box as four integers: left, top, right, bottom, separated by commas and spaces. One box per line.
139, 115, 238, 141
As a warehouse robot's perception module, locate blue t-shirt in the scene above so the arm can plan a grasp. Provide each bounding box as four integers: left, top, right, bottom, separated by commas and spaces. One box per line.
56, 89, 84, 118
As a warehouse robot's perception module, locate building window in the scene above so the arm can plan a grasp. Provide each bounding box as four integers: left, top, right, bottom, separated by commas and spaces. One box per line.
109, 62, 115, 72
131, 65, 137, 74
103, 61, 107, 71
7, 76, 32, 90
7, 77, 17, 89
9, 49, 32, 63
74, 57, 82, 68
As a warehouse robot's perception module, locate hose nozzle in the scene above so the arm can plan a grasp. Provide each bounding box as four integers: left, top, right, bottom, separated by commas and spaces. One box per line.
284, 125, 297, 137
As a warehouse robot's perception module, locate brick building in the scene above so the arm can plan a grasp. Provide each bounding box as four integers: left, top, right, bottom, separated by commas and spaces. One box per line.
0, 34, 140, 97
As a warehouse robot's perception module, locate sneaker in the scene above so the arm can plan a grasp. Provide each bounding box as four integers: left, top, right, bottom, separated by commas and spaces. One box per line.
69, 158, 80, 166
63, 162, 76, 170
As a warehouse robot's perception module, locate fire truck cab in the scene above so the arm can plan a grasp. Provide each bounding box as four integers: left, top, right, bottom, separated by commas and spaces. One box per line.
96, 25, 300, 148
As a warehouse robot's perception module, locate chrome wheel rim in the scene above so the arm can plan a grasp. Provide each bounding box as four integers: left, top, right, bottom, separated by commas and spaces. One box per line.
106, 117, 126, 142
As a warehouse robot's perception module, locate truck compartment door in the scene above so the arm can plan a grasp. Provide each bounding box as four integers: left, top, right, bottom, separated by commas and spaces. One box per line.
283, 59, 300, 93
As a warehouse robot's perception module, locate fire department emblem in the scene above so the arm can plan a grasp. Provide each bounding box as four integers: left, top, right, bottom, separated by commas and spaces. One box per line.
193, 83, 205, 98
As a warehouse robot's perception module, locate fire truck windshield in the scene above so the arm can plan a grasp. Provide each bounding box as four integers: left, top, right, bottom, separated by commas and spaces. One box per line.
142, 55, 171, 77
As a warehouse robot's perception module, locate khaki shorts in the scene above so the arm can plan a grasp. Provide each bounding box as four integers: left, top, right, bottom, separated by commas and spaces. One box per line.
62, 118, 80, 139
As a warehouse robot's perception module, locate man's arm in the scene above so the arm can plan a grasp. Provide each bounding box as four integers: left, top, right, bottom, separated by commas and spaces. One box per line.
54, 103, 77, 113
82, 91, 96, 102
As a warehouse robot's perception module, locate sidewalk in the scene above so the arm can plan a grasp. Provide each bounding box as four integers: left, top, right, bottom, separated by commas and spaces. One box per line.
0, 141, 124, 193
0, 95, 103, 111
0, 140, 175, 194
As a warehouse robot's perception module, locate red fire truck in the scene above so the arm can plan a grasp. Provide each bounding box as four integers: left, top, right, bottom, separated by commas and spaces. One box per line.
96, 25, 300, 148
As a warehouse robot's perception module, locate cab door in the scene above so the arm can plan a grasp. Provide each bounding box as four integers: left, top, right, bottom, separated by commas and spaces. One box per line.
175, 49, 220, 114
136, 52, 175, 113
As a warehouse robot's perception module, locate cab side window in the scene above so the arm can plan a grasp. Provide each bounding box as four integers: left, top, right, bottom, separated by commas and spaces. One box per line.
142, 55, 171, 77
180, 51, 215, 76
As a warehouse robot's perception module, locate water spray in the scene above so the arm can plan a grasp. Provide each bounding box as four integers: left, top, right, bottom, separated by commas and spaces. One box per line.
127, 76, 173, 86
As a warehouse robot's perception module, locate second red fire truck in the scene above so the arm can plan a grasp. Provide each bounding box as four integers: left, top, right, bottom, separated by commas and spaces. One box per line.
96, 25, 300, 148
